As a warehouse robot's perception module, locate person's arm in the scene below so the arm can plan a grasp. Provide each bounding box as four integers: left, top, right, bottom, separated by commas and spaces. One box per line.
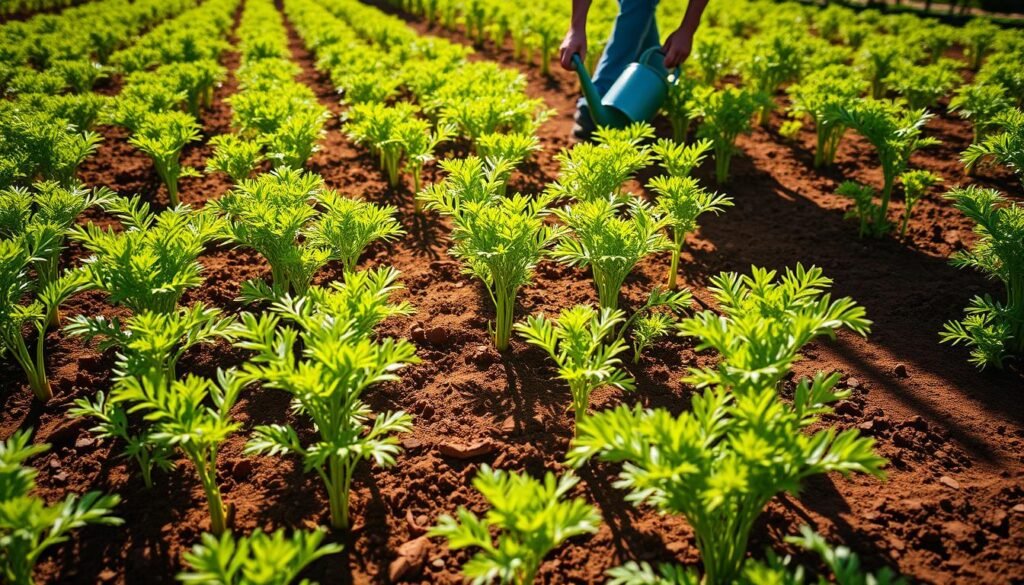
662, 0, 710, 68
559, 0, 593, 70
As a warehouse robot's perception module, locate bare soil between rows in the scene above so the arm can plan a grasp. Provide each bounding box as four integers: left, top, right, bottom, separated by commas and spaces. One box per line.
3, 2, 1023, 584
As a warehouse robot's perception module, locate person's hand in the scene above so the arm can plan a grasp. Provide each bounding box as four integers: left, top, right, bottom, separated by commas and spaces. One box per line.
559, 27, 587, 71
662, 26, 695, 69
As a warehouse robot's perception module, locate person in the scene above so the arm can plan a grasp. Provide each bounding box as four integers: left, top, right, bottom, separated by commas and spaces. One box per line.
559, 0, 710, 141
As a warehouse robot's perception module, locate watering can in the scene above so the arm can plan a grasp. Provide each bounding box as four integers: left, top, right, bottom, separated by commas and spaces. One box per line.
572, 47, 679, 129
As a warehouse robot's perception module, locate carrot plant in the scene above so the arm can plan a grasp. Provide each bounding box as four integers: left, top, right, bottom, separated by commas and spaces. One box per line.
786, 65, 866, 167
438, 86, 550, 143
68, 304, 237, 496
592, 123, 656, 147
101, 371, 243, 534
422, 190, 561, 351
949, 84, 1013, 145
963, 18, 999, 71
106, 81, 186, 133
836, 181, 881, 239
169, 61, 225, 118
0, 239, 87, 401
552, 199, 671, 310
887, 60, 961, 110
533, 15, 562, 76
663, 75, 702, 144
0, 109, 102, 189
234, 267, 417, 529
265, 109, 330, 169
787, 526, 908, 584
212, 168, 327, 299
126, 60, 225, 119
648, 175, 732, 289
742, 32, 803, 126
977, 55, 1024, 109
178, 528, 342, 584
15, 93, 108, 133
801, 32, 855, 70
0, 182, 113, 305
401, 122, 454, 206
69, 389, 173, 491
345, 102, 418, 187
462, 0, 490, 44
310, 190, 404, 274
128, 111, 202, 207
217, 173, 403, 299
548, 135, 653, 204
856, 44, 907, 99
897, 170, 942, 238
207, 135, 266, 183
419, 156, 518, 203
689, 30, 733, 85
430, 466, 600, 585
913, 23, 955, 64
652, 138, 712, 179
941, 187, 1024, 369
694, 85, 766, 184
630, 313, 677, 363
335, 69, 403, 106
0, 430, 122, 585
71, 197, 222, 314
67, 302, 235, 384
962, 108, 1023, 178
569, 383, 886, 585
50, 59, 108, 94
515, 305, 634, 428
476, 132, 540, 169
678, 264, 872, 393
827, 99, 939, 237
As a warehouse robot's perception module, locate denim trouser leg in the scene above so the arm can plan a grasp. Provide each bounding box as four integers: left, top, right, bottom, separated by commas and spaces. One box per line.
577, 0, 661, 126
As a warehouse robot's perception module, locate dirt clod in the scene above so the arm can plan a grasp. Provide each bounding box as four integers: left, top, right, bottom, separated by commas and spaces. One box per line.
438, 440, 495, 459
388, 537, 430, 582
939, 475, 961, 490
231, 459, 252, 480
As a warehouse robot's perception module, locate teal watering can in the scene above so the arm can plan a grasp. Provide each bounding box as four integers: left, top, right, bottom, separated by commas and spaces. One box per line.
572, 47, 679, 129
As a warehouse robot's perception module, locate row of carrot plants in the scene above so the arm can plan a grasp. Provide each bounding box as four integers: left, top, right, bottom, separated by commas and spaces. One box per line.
110, 0, 240, 206
208, 0, 329, 180
940, 116, 1023, 370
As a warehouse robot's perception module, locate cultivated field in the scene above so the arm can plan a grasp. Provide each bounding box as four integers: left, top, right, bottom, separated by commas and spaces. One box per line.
0, 0, 1022, 583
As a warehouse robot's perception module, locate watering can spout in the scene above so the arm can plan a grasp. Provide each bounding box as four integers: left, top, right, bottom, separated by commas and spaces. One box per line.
571, 53, 626, 129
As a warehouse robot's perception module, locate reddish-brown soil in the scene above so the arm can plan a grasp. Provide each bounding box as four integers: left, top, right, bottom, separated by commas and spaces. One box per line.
3, 2, 1023, 584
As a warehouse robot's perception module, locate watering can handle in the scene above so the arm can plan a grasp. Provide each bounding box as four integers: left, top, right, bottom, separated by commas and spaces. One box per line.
571, 53, 585, 73
638, 47, 682, 81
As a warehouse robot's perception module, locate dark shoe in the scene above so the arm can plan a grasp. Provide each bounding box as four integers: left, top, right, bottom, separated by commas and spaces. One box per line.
572, 123, 594, 143
572, 108, 596, 143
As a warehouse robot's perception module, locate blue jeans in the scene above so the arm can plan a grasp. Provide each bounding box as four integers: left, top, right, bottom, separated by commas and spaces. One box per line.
577, 0, 661, 127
